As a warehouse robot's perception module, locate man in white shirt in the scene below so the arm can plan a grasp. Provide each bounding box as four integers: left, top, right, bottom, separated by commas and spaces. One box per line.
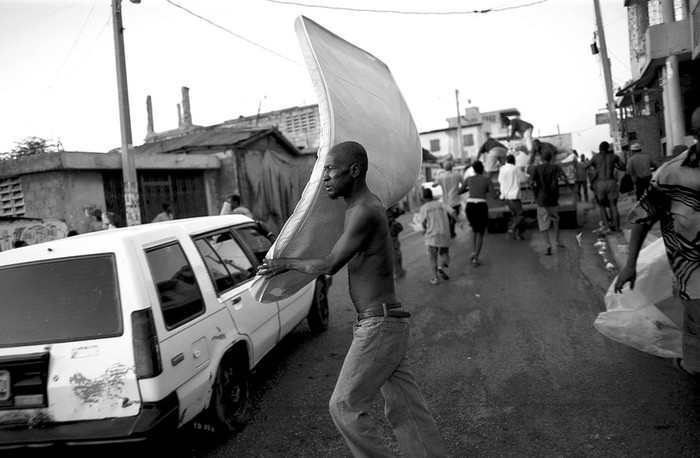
498, 154, 529, 240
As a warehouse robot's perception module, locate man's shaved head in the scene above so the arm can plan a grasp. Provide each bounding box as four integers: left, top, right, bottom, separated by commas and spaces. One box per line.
329, 141, 368, 178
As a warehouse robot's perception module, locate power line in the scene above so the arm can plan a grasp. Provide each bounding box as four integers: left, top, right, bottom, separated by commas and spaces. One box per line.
260, 0, 548, 15
47, 0, 100, 90
165, 0, 300, 65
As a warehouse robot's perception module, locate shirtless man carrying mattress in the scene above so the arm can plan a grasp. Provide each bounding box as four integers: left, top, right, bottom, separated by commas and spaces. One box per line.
257, 141, 446, 457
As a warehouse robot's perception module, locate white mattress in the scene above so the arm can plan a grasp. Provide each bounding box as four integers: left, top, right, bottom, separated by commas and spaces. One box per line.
249, 16, 422, 303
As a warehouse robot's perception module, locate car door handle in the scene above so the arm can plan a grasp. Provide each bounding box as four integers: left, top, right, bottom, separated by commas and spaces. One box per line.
231, 296, 242, 305
171, 353, 184, 366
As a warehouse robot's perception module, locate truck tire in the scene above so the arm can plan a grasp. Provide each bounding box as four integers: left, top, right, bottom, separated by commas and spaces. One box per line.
306, 278, 329, 334
207, 354, 251, 436
559, 210, 578, 229
487, 216, 508, 234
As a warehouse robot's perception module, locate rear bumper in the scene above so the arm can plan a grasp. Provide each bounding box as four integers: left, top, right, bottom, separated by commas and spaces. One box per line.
0, 392, 178, 450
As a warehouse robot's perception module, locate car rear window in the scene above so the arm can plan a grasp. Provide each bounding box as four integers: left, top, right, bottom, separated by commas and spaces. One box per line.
0, 254, 123, 347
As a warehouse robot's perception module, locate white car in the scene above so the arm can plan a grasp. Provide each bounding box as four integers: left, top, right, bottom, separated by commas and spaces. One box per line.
0, 215, 331, 449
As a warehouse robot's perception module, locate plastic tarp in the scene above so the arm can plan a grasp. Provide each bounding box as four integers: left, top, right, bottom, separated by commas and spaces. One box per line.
249, 16, 422, 303
594, 237, 683, 358
242, 149, 316, 235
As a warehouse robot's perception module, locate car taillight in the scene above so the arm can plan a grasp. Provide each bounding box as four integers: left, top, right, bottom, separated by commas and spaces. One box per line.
131, 309, 162, 379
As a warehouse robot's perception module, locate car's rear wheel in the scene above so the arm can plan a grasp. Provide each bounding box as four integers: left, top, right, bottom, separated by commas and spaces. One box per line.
306, 278, 329, 334
207, 355, 251, 436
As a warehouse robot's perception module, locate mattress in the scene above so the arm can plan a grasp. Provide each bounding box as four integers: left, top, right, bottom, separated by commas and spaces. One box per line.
249, 16, 422, 303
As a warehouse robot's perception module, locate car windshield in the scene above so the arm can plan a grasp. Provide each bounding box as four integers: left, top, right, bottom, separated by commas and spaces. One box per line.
0, 254, 123, 347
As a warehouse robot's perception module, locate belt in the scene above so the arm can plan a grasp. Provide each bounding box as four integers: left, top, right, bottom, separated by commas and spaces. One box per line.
356, 302, 411, 321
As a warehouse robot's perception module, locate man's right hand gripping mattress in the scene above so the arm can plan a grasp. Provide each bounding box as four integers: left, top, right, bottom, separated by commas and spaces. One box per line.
249, 16, 422, 303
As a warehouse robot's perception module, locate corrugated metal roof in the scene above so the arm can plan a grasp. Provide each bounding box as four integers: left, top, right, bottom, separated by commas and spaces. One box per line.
133, 126, 302, 156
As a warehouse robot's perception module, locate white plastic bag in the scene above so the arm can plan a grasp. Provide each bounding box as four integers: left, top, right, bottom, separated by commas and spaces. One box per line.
410, 212, 424, 233
593, 237, 683, 358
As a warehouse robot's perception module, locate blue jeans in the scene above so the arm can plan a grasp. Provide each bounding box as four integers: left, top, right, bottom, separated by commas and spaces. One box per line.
329, 317, 446, 457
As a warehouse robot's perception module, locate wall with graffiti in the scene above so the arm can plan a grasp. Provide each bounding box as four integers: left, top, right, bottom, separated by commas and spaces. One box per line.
0, 218, 69, 252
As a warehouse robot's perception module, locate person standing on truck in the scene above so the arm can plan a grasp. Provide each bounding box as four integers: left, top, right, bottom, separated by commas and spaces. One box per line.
530, 139, 559, 167
435, 159, 463, 238
475, 132, 508, 179
257, 141, 447, 458
585, 141, 625, 232
459, 160, 497, 266
498, 154, 529, 240
504, 116, 534, 153
531, 151, 570, 256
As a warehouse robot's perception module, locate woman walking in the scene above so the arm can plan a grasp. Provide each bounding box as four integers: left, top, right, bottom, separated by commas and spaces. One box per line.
459, 160, 497, 266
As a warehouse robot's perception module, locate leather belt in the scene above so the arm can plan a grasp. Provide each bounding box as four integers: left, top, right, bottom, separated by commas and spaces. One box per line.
356, 302, 411, 321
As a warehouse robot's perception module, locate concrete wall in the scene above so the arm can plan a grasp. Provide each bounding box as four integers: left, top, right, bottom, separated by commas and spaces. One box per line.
0, 218, 68, 252
624, 115, 664, 161
20, 170, 105, 234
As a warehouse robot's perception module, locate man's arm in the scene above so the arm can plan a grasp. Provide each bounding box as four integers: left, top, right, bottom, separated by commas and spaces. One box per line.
615, 155, 626, 171
614, 222, 652, 293
257, 205, 374, 278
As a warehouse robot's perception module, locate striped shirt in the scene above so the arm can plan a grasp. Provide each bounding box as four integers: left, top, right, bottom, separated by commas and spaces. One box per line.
627, 146, 700, 300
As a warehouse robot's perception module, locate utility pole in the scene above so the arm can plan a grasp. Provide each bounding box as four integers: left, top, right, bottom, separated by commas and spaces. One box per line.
112, 0, 141, 226
593, 0, 621, 154
455, 89, 463, 161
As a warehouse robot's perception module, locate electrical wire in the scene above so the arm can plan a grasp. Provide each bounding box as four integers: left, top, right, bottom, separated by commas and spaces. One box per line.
47, 0, 100, 90
260, 0, 548, 15
165, 0, 301, 65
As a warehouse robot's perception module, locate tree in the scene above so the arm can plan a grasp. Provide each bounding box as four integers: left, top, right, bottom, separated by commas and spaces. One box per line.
1, 137, 63, 161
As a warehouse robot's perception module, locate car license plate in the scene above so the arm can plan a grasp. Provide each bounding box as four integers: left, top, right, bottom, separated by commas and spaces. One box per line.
0, 370, 9, 401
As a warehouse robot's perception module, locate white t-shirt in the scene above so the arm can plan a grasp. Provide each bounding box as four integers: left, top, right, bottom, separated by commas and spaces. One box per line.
498, 163, 527, 200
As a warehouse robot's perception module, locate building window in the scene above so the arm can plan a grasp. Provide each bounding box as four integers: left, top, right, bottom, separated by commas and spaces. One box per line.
284, 112, 317, 134
464, 134, 474, 147
0, 177, 24, 216
430, 139, 440, 152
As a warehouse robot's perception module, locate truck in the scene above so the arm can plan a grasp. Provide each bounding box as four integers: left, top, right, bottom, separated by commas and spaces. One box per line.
486, 132, 579, 233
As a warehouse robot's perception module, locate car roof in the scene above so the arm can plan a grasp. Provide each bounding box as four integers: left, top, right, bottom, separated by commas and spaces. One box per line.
0, 214, 256, 265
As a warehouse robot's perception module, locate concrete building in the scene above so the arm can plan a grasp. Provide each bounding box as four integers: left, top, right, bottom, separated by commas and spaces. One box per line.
419, 106, 521, 162
221, 104, 322, 154
0, 89, 317, 246
617, 0, 700, 157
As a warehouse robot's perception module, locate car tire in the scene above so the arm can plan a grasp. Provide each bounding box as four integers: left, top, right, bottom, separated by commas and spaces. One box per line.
207, 354, 251, 436
306, 278, 329, 334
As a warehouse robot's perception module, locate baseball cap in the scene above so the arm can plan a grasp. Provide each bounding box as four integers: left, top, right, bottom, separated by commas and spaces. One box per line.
630, 143, 642, 152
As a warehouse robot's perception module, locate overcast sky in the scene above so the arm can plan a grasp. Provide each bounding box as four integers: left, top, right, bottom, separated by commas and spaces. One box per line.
0, 0, 631, 156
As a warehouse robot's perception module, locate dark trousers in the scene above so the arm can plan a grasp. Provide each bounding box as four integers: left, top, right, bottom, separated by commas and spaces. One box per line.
505, 199, 525, 235
576, 181, 589, 202
634, 176, 651, 200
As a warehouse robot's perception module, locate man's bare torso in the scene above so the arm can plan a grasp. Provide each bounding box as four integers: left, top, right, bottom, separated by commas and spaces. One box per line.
345, 198, 397, 313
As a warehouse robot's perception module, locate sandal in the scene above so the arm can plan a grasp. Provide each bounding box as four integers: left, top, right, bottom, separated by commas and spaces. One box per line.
430, 278, 440, 285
